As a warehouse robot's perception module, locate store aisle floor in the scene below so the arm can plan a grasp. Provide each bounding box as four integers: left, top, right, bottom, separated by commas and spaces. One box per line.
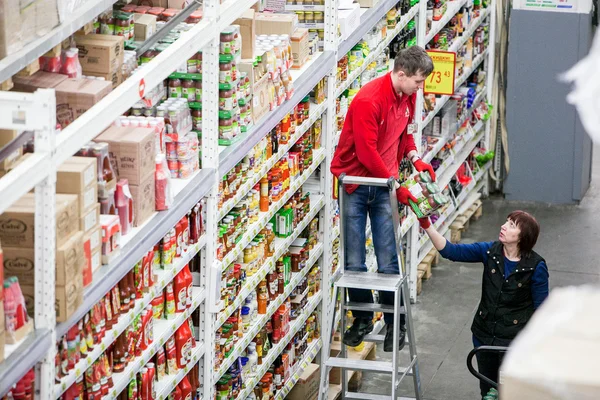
359, 147, 600, 399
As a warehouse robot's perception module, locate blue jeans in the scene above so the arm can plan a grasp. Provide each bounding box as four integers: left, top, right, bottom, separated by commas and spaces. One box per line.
342, 185, 405, 326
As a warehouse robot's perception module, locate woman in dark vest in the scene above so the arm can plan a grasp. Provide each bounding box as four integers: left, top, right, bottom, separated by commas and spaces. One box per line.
418, 210, 549, 398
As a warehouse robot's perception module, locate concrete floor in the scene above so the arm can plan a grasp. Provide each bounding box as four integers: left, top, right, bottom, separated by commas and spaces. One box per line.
359, 147, 600, 399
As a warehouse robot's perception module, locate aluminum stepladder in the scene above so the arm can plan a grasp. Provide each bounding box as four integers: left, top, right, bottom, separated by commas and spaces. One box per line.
318, 174, 422, 400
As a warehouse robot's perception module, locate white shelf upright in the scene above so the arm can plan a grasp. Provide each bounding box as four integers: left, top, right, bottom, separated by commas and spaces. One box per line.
0, 89, 56, 398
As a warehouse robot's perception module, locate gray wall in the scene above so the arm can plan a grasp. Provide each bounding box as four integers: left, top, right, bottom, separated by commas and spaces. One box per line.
504, 9, 593, 204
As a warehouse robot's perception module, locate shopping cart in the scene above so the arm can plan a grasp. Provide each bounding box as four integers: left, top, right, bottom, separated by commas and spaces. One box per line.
466, 345, 508, 390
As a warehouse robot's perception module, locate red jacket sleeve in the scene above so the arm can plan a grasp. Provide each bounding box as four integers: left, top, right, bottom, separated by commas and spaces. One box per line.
353, 99, 395, 179
403, 130, 418, 156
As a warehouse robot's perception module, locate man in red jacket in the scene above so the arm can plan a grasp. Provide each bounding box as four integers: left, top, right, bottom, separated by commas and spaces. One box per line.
331, 46, 435, 351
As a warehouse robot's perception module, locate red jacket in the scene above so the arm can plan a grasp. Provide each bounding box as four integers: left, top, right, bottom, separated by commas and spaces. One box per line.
331, 72, 417, 193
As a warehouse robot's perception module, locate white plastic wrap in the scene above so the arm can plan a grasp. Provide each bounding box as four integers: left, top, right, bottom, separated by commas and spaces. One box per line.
563, 27, 600, 144
500, 285, 600, 400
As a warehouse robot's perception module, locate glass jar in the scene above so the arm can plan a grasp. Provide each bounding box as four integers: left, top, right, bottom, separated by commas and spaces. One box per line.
219, 86, 235, 112
314, 11, 324, 23
219, 111, 234, 140
295, 11, 305, 23
219, 55, 234, 83
304, 11, 314, 24
220, 27, 236, 54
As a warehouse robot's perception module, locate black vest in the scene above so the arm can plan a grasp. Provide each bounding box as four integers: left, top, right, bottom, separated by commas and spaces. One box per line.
471, 242, 545, 346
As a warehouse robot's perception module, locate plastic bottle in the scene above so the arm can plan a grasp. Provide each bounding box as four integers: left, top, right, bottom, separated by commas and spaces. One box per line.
179, 376, 193, 400
165, 336, 178, 375
175, 323, 190, 369
259, 176, 269, 212
182, 264, 193, 309
60, 48, 83, 78
174, 270, 188, 313
115, 179, 134, 235
172, 384, 183, 400
164, 282, 176, 319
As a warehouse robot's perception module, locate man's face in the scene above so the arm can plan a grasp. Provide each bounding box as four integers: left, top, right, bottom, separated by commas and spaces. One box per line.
396, 70, 427, 96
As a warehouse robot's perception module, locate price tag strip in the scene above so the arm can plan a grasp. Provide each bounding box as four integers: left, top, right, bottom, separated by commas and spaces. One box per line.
218, 102, 327, 221
216, 194, 325, 329
234, 291, 323, 400
213, 241, 325, 383
219, 150, 326, 270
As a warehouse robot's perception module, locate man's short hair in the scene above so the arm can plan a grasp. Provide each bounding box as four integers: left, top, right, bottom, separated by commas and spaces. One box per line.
393, 46, 434, 77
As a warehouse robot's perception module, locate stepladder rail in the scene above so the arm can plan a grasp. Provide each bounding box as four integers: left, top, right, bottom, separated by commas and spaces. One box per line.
338, 174, 396, 188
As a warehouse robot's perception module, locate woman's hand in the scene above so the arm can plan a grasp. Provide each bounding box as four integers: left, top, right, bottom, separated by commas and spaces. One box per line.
419, 217, 431, 229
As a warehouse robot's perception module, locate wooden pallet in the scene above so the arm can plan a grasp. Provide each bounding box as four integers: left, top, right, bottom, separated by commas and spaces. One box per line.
417, 270, 425, 295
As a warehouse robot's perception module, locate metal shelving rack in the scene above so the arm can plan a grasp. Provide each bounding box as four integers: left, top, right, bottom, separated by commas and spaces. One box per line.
0, 0, 496, 397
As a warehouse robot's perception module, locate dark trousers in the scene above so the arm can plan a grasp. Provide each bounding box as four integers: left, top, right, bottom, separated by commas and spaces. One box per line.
342, 186, 406, 326
472, 335, 504, 398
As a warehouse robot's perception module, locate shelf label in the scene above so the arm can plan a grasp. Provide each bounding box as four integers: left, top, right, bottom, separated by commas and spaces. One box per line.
425, 51, 456, 95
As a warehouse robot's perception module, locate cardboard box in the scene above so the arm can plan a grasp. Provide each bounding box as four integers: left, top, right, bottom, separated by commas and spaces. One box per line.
85, 69, 123, 89
3, 231, 84, 286
0, 130, 23, 171
21, 279, 82, 323
58, 157, 97, 194
252, 73, 271, 123
80, 204, 100, 235
500, 286, 600, 400
234, 9, 256, 59
0, 193, 78, 248
129, 173, 155, 227
291, 28, 310, 69
255, 12, 298, 36
91, 248, 101, 274
12, 71, 68, 93
55, 78, 113, 127
134, 13, 157, 41
287, 363, 319, 400
167, 0, 188, 8
74, 34, 125, 74
84, 225, 102, 255
95, 126, 156, 185
135, 0, 169, 7
339, 3, 361, 41
5, 319, 33, 344
0, 0, 36, 58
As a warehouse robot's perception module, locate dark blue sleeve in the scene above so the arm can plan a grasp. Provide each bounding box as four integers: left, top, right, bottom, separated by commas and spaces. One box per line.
438, 241, 495, 263
531, 261, 549, 309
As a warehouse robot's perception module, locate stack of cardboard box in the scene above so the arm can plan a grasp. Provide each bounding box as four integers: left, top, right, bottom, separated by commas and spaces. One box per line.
0, 130, 24, 175
57, 157, 102, 287
0, 193, 83, 322
95, 126, 157, 228
74, 34, 125, 89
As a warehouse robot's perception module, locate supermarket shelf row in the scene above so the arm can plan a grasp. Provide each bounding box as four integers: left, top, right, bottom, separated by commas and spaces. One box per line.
218, 101, 328, 221
107, 287, 206, 399
54, 237, 207, 397
218, 150, 326, 268
422, 47, 489, 128
0, 329, 52, 397
218, 51, 335, 176
423, 89, 487, 164
335, 3, 420, 98
214, 241, 324, 383
274, 338, 322, 400
425, 0, 468, 44
154, 343, 205, 400
235, 290, 323, 400
338, 0, 408, 57
216, 194, 327, 329
437, 124, 485, 189
56, 172, 214, 338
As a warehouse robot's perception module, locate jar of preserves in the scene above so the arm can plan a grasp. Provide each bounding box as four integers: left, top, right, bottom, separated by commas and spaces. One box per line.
219, 111, 234, 140
305, 11, 314, 24
169, 78, 182, 98
219, 55, 234, 83
220, 27, 236, 54
182, 79, 196, 102
219, 86, 235, 112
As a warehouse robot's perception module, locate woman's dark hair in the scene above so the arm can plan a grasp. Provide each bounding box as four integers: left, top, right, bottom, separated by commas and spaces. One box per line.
507, 210, 540, 257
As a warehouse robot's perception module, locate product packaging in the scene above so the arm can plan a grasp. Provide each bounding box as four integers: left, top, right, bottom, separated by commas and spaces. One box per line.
403, 172, 449, 218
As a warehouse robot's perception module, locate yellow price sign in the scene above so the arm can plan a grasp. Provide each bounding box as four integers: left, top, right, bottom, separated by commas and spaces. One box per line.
425, 51, 456, 95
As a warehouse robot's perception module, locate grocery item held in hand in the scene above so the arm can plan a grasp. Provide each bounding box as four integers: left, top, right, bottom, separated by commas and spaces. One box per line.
402, 171, 449, 218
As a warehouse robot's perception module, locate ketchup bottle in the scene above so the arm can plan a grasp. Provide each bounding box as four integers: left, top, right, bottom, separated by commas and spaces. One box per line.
174, 270, 187, 313
175, 322, 191, 369
172, 384, 183, 400
182, 264, 193, 309
179, 376, 193, 400
181, 215, 190, 252
115, 179, 134, 235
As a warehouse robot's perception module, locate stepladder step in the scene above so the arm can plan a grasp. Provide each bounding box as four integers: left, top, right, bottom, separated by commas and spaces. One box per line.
343, 392, 417, 400
335, 271, 405, 291
343, 301, 406, 314
326, 357, 393, 373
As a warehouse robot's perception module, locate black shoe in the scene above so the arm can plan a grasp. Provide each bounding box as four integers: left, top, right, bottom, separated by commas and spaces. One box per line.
342, 318, 374, 347
384, 324, 406, 352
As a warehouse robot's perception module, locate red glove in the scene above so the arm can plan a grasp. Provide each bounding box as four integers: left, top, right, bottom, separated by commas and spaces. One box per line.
396, 186, 418, 206
413, 159, 436, 181
418, 217, 431, 230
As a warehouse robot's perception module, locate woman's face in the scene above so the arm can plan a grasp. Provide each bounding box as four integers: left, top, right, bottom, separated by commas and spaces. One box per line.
500, 218, 521, 245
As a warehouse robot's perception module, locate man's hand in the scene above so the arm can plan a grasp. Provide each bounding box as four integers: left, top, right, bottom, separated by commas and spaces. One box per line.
413, 159, 436, 181
418, 217, 431, 230
397, 186, 418, 206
